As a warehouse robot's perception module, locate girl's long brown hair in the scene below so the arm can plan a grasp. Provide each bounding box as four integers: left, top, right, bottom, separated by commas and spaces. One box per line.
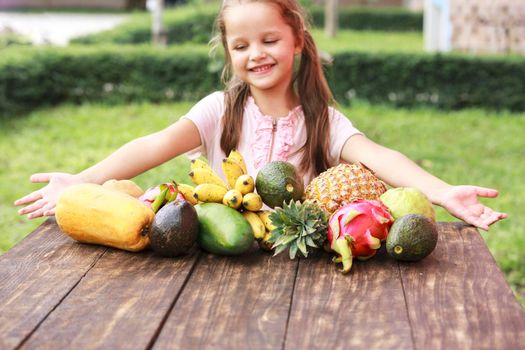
212, 0, 334, 176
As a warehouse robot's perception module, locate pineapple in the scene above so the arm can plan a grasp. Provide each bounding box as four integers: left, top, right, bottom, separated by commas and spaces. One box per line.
269, 200, 328, 259
305, 163, 387, 215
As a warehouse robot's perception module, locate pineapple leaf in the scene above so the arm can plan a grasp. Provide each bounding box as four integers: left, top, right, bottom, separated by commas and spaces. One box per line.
297, 238, 308, 258
274, 234, 298, 247
269, 200, 329, 260
289, 243, 299, 259
305, 236, 318, 248
304, 225, 317, 235
273, 244, 289, 257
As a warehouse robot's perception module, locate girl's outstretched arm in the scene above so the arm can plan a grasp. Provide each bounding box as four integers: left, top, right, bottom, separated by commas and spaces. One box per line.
340, 134, 507, 230
15, 119, 201, 219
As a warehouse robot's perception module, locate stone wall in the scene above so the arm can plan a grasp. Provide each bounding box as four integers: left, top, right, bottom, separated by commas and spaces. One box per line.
450, 0, 525, 54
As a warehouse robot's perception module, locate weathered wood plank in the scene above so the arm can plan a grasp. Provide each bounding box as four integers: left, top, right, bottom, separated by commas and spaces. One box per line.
152, 246, 298, 349
4, 219, 524, 350
0, 219, 106, 350
0, 218, 103, 266
400, 222, 525, 350
285, 248, 414, 349
19, 247, 200, 350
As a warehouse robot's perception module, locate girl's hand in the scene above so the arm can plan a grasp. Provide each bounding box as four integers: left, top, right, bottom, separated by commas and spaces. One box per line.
435, 185, 508, 231
14, 173, 84, 219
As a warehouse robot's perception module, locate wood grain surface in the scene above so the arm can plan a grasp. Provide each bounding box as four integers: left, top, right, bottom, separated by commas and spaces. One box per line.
399, 222, 525, 350
152, 246, 298, 349
0, 219, 105, 349
19, 248, 200, 350
1, 221, 524, 350
285, 249, 414, 349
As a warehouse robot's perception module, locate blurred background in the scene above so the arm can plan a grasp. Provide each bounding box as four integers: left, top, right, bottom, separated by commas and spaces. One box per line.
1, 0, 524, 306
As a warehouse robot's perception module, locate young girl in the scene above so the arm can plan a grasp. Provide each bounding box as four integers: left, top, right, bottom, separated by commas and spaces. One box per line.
15, 0, 506, 230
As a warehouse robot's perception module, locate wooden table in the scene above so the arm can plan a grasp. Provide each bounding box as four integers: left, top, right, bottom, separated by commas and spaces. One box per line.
1, 219, 524, 350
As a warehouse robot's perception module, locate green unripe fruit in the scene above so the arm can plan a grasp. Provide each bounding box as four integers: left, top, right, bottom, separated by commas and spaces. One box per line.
380, 187, 435, 221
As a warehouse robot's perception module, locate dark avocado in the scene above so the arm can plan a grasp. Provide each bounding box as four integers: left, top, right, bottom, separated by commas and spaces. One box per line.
386, 214, 438, 262
148, 200, 199, 257
255, 161, 304, 209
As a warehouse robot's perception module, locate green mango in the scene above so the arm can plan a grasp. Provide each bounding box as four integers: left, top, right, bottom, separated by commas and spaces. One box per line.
195, 203, 254, 255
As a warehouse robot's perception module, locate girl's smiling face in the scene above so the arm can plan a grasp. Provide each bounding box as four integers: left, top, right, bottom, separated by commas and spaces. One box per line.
224, 2, 302, 96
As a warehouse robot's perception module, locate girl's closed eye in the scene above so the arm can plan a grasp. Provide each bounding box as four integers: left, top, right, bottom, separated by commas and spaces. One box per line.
232, 43, 247, 51
264, 38, 279, 45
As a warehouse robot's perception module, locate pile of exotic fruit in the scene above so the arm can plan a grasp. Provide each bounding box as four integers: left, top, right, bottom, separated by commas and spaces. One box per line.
55, 151, 438, 274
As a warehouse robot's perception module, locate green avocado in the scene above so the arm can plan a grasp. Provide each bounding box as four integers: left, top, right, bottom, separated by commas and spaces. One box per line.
148, 200, 199, 257
195, 203, 254, 255
386, 214, 438, 262
255, 161, 304, 209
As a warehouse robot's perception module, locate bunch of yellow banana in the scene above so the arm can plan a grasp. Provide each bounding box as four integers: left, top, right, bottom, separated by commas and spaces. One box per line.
187, 158, 228, 203
221, 150, 265, 212
182, 151, 277, 249
186, 151, 264, 212
174, 182, 198, 205
248, 210, 277, 252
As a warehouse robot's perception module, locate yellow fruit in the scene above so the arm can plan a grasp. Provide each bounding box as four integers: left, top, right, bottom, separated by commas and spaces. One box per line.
189, 168, 227, 189
234, 174, 255, 195
190, 158, 213, 171
222, 158, 244, 189
55, 184, 153, 252
193, 184, 228, 203
102, 179, 144, 198
305, 163, 387, 215
257, 210, 276, 231
176, 183, 198, 205
228, 149, 248, 174
242, 211, 266, 240
258, 231, 274, 252
223, 189, 243, 209
242, 192, 263, 211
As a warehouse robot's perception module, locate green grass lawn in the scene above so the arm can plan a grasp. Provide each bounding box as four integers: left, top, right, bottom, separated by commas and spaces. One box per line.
312, 28, 423, 54
194, 28, 425, 54
1, 101, 524, 306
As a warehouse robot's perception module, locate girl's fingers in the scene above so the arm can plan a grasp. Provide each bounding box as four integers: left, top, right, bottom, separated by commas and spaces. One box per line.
465, 214, 489, 231
485, 211, 508, 225
14, 173, 57, 206
30, 202, 56, 219
44, 207, 56, 216
464, 212, 490, 231
18, 198, 46, 216
27, 210, 45, 219
14, 191, 43, 206
473, 186, 499, 198
30, 173, 55, 183
473, 208, 507, 231
476, 220, 490, 231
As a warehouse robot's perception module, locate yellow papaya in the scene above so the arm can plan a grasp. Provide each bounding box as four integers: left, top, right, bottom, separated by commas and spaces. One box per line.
55, 183, 154, 252
102, 179, 144, 198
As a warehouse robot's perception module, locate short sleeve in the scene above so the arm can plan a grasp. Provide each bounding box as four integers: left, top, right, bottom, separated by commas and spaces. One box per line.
181, 91, 224, 158
328, 107, 363, 165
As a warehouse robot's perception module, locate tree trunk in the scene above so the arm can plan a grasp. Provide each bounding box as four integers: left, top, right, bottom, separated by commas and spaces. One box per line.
151, 0, 167, 46
325, 0, 338, 38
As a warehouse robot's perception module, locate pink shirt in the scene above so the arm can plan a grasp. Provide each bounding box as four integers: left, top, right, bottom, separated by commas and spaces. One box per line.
183, 91, 362, 187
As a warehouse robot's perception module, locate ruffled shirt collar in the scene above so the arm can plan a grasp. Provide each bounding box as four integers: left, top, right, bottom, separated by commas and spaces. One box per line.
247, 96, 302, 169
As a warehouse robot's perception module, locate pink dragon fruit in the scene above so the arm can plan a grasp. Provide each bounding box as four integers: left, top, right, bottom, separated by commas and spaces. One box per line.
139, 183, 182, 212
328, 199, 394, 274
